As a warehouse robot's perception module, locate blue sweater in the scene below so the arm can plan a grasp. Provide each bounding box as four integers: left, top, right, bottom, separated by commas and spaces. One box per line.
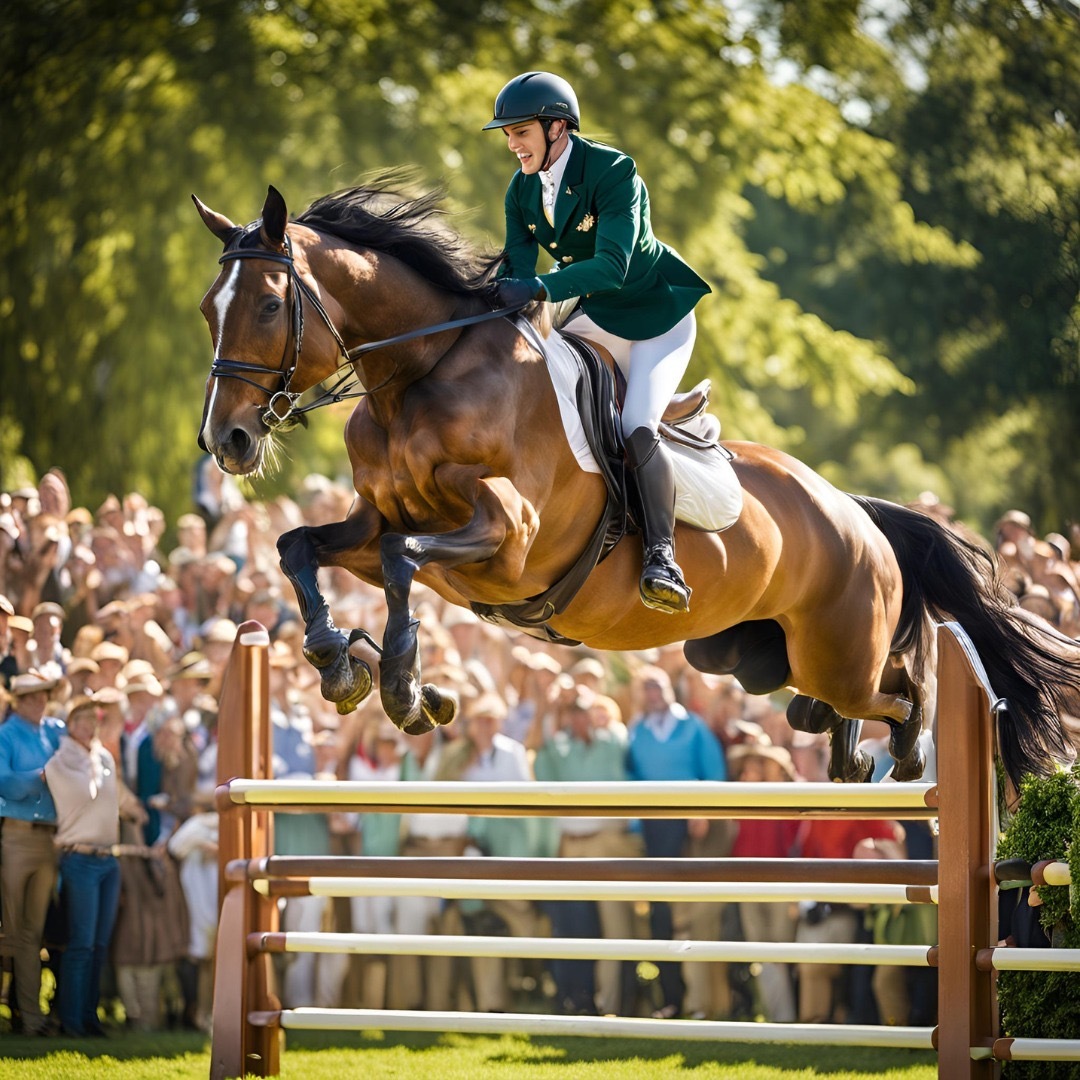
626, 706, 727, 783
0, 713, 65, 822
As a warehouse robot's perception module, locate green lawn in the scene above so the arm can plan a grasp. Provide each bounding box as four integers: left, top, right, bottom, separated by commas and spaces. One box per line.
0, 1030, 938, 1079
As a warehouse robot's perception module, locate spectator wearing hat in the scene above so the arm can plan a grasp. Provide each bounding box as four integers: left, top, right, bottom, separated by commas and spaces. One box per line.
65, 657, 100, 699
625, 665, 727, 1019
166, 653, 214, 748
89, 640, 130, 690
199, 617, 239, 699
45, 696, 147, 1035
0, 670, 65, 1034
728, 740, 802, 1024
505, 646, 563, 747
31, 602, 69, 673
123, 595, 175, 676
8, 614, 38, 678
535, 689, 640, 1016
122, 672, 167, 791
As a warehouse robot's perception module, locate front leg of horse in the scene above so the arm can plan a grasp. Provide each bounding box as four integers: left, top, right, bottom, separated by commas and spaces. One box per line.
379, 475, 536, 734
278, 525, 373, 714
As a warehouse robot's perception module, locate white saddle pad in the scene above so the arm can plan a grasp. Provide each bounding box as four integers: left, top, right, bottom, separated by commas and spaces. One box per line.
518, 320, 743, 533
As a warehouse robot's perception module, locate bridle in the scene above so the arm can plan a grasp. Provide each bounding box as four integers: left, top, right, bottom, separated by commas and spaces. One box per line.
209, 233, 527, 431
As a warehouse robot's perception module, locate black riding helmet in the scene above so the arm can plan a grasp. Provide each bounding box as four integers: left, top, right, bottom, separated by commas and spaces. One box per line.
482, 71, 580, 131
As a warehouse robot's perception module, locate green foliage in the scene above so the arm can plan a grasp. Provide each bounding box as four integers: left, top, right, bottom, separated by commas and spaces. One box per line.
3, 0, 1077, 532
995, 766, 1080, 1077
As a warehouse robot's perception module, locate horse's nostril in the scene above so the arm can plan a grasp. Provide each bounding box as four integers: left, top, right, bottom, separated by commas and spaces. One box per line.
228, 428, 252, 459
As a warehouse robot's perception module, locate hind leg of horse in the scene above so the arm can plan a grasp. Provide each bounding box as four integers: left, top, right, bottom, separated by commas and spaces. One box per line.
683, 620, 791, 696
380, 474, 539, 734
879, 662, 928, 782
277, 508, 380, 714
787, 696, 874, 783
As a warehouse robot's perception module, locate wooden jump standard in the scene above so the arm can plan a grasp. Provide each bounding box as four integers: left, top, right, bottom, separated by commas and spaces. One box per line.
208, 621, 1077, 1079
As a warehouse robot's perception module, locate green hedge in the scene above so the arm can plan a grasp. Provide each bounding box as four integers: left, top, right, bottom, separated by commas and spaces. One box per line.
994, 766, 1080, 1079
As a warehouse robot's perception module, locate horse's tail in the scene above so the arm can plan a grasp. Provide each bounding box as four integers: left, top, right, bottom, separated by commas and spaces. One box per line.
852, 495, 1076, 788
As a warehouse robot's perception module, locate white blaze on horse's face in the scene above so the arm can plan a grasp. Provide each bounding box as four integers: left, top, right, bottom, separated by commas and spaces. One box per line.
201, 258, 243, 458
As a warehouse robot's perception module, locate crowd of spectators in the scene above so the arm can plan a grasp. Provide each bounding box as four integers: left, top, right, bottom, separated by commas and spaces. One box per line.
1, 467, 1077, 1037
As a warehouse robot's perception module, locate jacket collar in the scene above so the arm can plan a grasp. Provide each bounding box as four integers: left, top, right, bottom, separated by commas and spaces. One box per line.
553, 133, 586, 236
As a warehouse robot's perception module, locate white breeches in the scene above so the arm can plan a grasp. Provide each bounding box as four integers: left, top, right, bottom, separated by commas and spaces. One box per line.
565, 310, 696, 436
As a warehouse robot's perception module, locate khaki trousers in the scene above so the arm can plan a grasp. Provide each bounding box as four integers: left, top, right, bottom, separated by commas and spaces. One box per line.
386, 835, 466, 1011
559, 829, 642, 1015
0, 823, 58, 1032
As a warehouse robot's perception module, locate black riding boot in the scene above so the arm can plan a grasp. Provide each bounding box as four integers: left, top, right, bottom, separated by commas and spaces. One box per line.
625, 426, 691, 615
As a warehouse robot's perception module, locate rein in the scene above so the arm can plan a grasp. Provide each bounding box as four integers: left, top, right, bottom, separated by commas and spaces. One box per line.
209, 237, 527, 430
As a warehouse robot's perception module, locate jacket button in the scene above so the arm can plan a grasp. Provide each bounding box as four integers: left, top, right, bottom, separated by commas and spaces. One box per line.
561, 256, 573, 264
549, 242, 557, 249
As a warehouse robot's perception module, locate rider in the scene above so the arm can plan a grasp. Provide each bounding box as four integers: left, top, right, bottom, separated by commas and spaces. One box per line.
484, 71, 711, 616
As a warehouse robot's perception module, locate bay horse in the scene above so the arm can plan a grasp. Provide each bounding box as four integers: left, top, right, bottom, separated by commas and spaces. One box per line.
193, 180, 1077, 788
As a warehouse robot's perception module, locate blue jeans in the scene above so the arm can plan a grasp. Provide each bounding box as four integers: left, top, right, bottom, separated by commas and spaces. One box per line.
58, 852, 121, 1033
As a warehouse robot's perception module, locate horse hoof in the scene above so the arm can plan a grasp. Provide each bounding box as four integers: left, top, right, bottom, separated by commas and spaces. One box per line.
421, 683, 457, 727
402, 714, 437, 736
890, 745, 926, 783
830, 749, 874, 784
317, 652, 372, 713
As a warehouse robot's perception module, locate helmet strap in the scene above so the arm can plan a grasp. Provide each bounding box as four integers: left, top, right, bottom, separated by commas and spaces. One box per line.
539, 119, 566, 172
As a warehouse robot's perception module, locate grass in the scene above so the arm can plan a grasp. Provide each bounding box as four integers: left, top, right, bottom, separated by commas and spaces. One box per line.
0, 1029, 938, 1079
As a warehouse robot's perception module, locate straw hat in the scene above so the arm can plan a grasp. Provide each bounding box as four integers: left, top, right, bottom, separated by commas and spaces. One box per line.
65, 695, 101, 724
95, 600, 130, 622
31, 601, 65, 623
66, 657, 101, 676
9, 615, 33, 634
9, 670, 61, 697
203, 618, 239, 645
90, 640, 129, 664
124, 674, 165, 698
726, 741, 797, 781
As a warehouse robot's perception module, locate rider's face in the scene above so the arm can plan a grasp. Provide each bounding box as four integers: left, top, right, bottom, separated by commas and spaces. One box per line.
504, 119, 563, 174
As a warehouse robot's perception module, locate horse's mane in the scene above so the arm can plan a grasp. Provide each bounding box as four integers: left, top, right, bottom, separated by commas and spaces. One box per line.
296, 172, 504, 298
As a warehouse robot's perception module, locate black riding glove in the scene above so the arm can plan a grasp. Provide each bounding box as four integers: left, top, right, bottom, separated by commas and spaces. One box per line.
497, 276, 547, 308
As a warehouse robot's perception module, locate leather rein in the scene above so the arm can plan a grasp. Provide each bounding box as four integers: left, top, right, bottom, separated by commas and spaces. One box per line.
209, 236, 526, 431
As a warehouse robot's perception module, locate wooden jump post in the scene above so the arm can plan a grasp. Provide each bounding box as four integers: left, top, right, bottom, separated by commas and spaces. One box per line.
209, 620, 1075, 1080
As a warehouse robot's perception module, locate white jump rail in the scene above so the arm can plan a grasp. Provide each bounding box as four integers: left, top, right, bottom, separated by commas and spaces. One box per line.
258, 931, 936, 967
253, 1007, 938, 1050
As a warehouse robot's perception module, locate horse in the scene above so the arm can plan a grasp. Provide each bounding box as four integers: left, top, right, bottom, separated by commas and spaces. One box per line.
193, 179, 1078, 789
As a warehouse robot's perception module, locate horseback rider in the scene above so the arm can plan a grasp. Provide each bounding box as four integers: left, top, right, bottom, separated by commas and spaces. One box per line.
485, 71, 711, 615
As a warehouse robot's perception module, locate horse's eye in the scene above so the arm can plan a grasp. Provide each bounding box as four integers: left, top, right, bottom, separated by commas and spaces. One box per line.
261, 298, 282, 317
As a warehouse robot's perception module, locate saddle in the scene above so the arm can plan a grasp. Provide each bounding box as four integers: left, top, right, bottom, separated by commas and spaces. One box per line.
470, 320, 742, 644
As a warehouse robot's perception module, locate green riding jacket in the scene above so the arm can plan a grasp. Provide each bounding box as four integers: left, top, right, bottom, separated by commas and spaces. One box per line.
500, 133, 710, 340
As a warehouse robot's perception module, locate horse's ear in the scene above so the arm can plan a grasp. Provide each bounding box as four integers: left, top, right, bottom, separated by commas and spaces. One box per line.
260, 186, 288, 249
191, 195, 239, 244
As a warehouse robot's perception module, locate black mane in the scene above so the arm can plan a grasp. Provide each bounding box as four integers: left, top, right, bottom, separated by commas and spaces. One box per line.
296, 173, 503, 297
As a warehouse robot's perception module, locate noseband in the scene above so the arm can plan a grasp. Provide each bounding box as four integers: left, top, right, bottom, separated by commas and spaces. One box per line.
209, 235, 528, 431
